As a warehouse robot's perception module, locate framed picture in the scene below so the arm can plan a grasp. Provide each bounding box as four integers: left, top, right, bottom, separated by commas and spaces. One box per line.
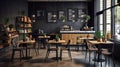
67, 8, 77, 22
36, 10, 45, 20
77, 9, 87, 22
47, 11, 57, 23
58, 11, 66, 22
37, 10, 44, 17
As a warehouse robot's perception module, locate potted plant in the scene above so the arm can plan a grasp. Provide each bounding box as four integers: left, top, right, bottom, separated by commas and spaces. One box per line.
102, 33, 107, 42
4, 17, 10, 31
85, 15, 91, 22
8, 24, 15, 31
55, 34, 60, 41
83, 15, 91, 28
43, 33, 47, 37
95, 31, 102, 42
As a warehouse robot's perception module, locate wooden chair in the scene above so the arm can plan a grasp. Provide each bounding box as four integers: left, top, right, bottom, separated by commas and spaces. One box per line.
76, 36, 86, 51
25, 34, 39, 56
85, 40, 98, 63
44, 40, 58, 62
60, 40, 72, 60
11, 36, 24, 61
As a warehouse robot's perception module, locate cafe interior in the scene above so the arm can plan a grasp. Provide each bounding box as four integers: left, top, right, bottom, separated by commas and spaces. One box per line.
0, 0, 120, 67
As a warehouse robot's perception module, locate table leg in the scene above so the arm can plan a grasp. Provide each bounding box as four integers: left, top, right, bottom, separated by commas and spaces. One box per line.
22, 44, 32, 60
93, 44, 105, 62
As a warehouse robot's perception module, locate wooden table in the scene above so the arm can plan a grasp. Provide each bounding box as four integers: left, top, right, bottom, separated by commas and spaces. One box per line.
47, 40, 65, 61
38, 36, 50, 39
19, 40, 35, 59
88, 40, 114, 62
38, 36, 50, 48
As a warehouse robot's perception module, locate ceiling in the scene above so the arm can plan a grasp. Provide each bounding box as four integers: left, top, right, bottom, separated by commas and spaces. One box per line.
28, 0, 92, 2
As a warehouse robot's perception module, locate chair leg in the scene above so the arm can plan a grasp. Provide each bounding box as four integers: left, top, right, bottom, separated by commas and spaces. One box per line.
56, 50, 58, 62
85, 49, 88, 60
45, 50, 50, 62
68, 49, 72, 60
11, 50, 15, 62
21, 50, 24, 57
89, 51, 91, 63
28, 48, 30, 56
60, 49, 62, 61
20, 50, 22, 61
34, 48, 38, 56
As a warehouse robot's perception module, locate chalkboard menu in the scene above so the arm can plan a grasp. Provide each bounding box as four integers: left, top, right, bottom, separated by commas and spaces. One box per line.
78, 9, 86, 22
47, 11, 57, 23
58, 11, 66, 22
67, 8, 77, 22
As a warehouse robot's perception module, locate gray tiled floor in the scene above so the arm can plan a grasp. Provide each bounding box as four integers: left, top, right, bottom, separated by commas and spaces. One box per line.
0, 47, 120, 67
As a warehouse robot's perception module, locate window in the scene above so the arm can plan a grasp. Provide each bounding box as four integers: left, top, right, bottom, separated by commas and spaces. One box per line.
115, 0, 120, 39
99, 0, 111, 35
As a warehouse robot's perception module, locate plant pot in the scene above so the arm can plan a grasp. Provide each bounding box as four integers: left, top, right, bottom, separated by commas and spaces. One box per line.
97, 38, 102, 42
55, 38, 60, 41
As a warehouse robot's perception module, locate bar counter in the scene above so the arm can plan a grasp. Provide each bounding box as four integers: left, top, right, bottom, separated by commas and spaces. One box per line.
60, 30, 95, 45
60, 30, 95, 34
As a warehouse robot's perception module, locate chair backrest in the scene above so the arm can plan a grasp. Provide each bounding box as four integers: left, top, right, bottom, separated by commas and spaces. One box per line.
11, 36, 19, 48
76, 36, 84, 44
65, 40, 71, 48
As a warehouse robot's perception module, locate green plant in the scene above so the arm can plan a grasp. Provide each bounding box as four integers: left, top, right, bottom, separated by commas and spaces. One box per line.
55, 34, 60, 41
43, 33, 46, 36
4, 17, 10, 26
61, 15, 66, 20
95, 31, 102, 39
85, 15, 91, 22
9, 24, 14, 29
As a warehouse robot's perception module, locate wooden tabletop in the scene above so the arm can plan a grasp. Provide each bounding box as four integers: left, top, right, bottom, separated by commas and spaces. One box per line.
88, 40, 114, 45
38, 36, 50, 38
48, 40, 65, 44
19, 40, 35, 44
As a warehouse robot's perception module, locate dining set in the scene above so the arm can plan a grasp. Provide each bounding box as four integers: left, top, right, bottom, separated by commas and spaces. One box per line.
11, 34, 114, 66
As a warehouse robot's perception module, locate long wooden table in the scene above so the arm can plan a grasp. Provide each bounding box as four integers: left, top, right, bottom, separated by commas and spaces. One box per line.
88, 40, 114, 62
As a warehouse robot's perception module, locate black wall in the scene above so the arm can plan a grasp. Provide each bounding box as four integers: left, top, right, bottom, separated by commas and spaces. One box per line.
0, 0, 28, 25
28, 1, 94, 34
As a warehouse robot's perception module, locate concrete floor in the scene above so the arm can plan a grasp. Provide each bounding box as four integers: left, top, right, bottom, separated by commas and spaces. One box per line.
0, 47, 120, 67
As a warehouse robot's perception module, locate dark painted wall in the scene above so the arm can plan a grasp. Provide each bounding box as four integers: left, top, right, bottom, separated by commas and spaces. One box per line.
0, 0, 28, 25
28, 1, 94, 34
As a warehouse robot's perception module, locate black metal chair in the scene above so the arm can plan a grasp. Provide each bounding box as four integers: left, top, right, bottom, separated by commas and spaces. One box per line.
101, 43, 115, 67
44, 40, 58, 62
11, 36, 24, 61
85, 40, 98, 63
76, 36, 86, 51
60, 40, 72, 60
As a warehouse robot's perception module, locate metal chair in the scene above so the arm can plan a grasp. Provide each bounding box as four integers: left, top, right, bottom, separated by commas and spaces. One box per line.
101, 43, 115, 67
44, 40, 58, 62
85, 40, 98, 63
11, 36, 24, 61
76, 36, 86, 51
60, 40, 72, 60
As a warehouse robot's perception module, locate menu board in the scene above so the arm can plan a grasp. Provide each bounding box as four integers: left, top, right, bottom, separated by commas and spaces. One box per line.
67, 8, 77, 22
58, 11, 66, 22
47, 11, 57, 23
